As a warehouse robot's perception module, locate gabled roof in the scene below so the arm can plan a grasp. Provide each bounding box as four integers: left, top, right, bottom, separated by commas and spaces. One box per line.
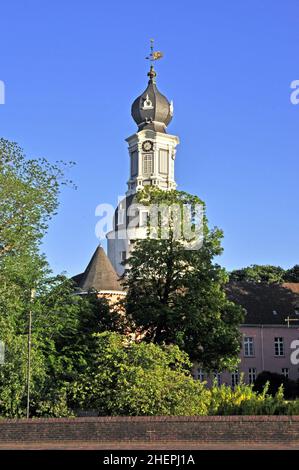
72, 245, 123, 292
226, 281, 299, 325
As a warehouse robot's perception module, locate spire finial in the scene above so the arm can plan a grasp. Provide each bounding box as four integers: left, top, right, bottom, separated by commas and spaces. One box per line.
145, 39, 163, 82
150, 38, 154, 60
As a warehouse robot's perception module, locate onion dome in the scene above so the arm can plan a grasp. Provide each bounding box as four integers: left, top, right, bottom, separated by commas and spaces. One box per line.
131, 65, 173, 133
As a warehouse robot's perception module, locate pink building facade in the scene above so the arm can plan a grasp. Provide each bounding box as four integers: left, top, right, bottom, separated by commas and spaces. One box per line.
193, 282, 299, 386
194, 324, 299, 386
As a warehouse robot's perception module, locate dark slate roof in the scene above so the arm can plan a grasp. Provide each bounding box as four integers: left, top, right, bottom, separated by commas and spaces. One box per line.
131, 66, 173, 133
72, 245, 123, 292
226, 281, 299, 325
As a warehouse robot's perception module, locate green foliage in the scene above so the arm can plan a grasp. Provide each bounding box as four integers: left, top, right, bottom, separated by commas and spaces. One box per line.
0, 334, 46, 417
284, 265, 299, 282
0, 272, 79, 417
230, 265, 285, 284
0, 138, 74, 258
0, 139, 78, 417
33, 388, 74, 418
1, 140, 298, 418
208, 379, 299, 415
70, 332, 210, 416
230, 264, 299, 284
124, 187, 244, 371
253, 371, 299, 399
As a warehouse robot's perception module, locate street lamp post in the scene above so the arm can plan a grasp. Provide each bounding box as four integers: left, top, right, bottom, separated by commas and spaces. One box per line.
0, 340, 5, 365
26, 288, 36, 419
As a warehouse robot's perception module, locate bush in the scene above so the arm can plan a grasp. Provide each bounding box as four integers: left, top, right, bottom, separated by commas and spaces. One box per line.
208, 378, 299, 415
70, 332, 211, 416
69, 335, 299, 416
253, 371, 298, 399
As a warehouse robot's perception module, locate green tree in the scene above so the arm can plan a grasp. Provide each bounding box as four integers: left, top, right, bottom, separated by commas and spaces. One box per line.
284, 265, 299, 283
53, 292, 126, 400
0, 138, 76, 417
70, 331, 210, 416
0, 266, 81, 417
123, 187, 244, 372
0, 138, 73, 259
230, 265, 285, 284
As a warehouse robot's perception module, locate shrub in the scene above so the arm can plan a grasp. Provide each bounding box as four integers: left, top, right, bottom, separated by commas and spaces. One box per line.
70, 332, 211, 416
253, 371, 298, 399
208, 378, 299, 415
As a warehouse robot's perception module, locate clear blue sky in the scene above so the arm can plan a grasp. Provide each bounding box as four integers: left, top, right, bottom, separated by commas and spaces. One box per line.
1, 0, 298, 276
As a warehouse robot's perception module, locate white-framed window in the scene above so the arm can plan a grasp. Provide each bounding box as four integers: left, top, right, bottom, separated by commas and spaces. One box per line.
274, 337, 284, 356
120, 251, 126, 263
231, 370, 239, 388
248, 368, 256, 384
118, 209, 125, 225
213, 372, 221, 386
244, 336, 254, 357
142, 153, 153, 175
159, 149, 168, 174
131, 151, 138, 177
139, 210, 149, 227
282, 368, 289, 378
197, 368, 205, 382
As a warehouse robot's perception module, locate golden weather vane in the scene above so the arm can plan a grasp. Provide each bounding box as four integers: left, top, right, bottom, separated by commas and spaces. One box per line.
145, 39, 163, 62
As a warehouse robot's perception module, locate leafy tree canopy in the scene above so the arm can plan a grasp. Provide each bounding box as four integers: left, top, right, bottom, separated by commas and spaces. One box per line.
0, 138, 74, 259
230, 264, 299, 284
0, 139, 78, 417
124, 187, 244, 372
284, 265, 299, 283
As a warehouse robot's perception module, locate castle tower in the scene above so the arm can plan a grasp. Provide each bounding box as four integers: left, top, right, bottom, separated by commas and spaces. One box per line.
126, 64, 179, 195
107, 47, 180, 275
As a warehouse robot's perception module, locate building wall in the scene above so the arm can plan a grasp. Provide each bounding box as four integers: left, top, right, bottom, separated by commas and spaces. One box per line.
193, 325, 299, 386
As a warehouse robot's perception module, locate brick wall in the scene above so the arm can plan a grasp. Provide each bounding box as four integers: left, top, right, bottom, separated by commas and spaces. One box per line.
0, 416, 299, 444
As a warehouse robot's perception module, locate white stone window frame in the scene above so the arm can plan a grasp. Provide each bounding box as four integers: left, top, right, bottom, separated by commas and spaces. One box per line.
282, 367, 289, 378
118, 209, 125, 226
142, 153, 153, 176
158, 148, 169, 175
139, 210, 149, 227
244, 336, 255, 357
274, 337, 284, 357
213, 371, 221, 386
231, 369, 239, 388
248, 367, 256, 384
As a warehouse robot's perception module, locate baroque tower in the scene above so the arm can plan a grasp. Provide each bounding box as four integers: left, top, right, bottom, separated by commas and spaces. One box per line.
107, 48, 179, 275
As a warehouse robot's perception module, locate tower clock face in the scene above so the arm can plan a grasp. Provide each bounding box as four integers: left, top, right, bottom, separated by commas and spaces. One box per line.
142, 140, 153, 152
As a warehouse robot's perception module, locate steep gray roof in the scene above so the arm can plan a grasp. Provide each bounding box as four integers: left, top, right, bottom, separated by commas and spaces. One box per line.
73, 245, 123, 292
226, 281, 299, 325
